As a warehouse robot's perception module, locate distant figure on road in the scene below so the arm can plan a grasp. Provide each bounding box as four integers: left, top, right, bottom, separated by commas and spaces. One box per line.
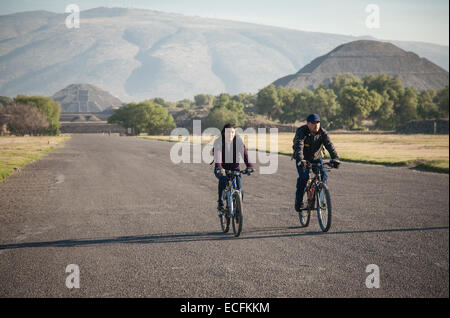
213, 123, 254, 212
292, 113, 340, 212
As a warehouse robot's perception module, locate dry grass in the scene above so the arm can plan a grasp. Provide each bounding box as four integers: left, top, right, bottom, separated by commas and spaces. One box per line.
0, 135, 71, 180
141, 133, 449, 173
276, 133, 449, 168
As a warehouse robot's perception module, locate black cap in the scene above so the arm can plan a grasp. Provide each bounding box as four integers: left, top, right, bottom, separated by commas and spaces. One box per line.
307, 113, 320, 123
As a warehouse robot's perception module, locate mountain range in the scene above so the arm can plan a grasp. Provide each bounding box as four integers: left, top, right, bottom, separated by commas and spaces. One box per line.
0, 7, 448, 101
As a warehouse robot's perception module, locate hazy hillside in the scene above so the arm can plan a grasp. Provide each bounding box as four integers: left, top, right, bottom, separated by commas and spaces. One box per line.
0, 7, 448, 101
273, 40, 449, 91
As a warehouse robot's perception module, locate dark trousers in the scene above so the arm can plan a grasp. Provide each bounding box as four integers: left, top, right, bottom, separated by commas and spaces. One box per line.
215, 169, 243, 206
295, 159, 328, 202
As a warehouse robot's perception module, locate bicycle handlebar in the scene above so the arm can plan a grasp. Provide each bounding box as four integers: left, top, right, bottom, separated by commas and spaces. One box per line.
308, 162, 332, 168
303, 160, 339, 170
225, 168, 254, 176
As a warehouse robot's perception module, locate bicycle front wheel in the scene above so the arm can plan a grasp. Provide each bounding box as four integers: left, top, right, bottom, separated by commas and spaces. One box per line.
219, 212, 230, 233
232, 192, 243, 237
316, 184, 332, 232
298, 190, 311, 227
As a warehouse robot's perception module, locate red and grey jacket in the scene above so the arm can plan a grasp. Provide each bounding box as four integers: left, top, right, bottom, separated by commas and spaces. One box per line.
292, 125, 339, 162
214, 135, 254, 171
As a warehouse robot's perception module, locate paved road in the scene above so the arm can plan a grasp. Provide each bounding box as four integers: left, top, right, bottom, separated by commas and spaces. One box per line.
0, 134, 448, 297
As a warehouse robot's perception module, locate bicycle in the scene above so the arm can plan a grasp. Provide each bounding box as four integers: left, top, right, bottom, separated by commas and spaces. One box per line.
218, 169, 252, 237
298, 161, 335, 232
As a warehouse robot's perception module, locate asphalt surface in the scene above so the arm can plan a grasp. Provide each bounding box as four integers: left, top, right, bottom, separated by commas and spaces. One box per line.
0, 134, 448, 298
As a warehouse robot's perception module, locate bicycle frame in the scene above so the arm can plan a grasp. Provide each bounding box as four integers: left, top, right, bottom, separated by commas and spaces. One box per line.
224, 171, 241, 217
304, 162, 331, 206
298, 161, 335, 232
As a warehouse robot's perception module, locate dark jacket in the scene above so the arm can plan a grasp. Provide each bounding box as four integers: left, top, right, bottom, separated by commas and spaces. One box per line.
292, 125, 339, 162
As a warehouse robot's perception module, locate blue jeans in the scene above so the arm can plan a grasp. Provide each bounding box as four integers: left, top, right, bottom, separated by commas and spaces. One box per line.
295, 159, 328, 203
215, 169, 243, 206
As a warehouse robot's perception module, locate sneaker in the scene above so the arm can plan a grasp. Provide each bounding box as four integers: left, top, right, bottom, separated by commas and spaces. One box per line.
295, 200, 304, 212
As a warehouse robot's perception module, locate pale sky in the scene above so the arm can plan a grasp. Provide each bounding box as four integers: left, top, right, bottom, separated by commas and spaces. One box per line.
0, 0, 448, 46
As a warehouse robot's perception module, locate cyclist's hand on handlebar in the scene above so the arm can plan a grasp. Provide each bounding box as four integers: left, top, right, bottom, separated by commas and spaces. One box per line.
215, 167, 226, 177
330, 159, 340, 169
245, 167, 254, 176
297, 160, 308, 169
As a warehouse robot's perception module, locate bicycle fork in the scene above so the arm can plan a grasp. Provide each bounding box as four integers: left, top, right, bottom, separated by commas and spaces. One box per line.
307, 181, 315, 208
227, 192, 234, 217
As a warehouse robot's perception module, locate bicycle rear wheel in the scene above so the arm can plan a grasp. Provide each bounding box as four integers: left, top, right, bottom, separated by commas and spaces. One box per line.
232, 192, 243, 237
316, 184, 332, 232
298, 190, 311, 227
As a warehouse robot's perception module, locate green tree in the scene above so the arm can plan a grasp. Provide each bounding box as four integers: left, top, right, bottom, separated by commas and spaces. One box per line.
364, 75, 404, 105
364, 74, 404, 107
372, 91, 395, 129
362, 74, 408, 129
205, 107, 244, 129
255, 84, 279, 119
417, 89, 440, 119
436, 86, 449, 118
271, 86, 296, 122
145, 102, 176, 134
108, 101, 175, 135
152, 97, 167, 106
194, 94, 214, 107
13, 95, 61, 135
311, 88, 340, 128
231, 93, 257, 108
205, 96, 246, 129
395, 87, 418, 125
330, 74, 362, 97
213, 93, 231, 107
176, 99, 194, 109
0, 96, 13, 109
108, 103, 135, 133
278, 89, 315, 124
338, 86, 380, 128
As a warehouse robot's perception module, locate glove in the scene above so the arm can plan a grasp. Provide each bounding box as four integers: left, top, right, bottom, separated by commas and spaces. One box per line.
245, 167, 254, 176
297, 160, 308, 169
330, 159, 340, 169
215, 167, 226, 177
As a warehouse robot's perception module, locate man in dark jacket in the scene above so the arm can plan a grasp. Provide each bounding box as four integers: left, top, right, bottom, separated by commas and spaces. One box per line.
292, 113, 340, 212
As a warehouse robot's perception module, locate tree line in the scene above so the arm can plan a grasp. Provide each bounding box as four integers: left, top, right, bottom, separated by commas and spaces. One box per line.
255, 74, 449, 130
107, 93, 257, 135
113, 93, 256, 133
0, 95, 61, 136
1, 73, 447, 136
137, 73, 448, 131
